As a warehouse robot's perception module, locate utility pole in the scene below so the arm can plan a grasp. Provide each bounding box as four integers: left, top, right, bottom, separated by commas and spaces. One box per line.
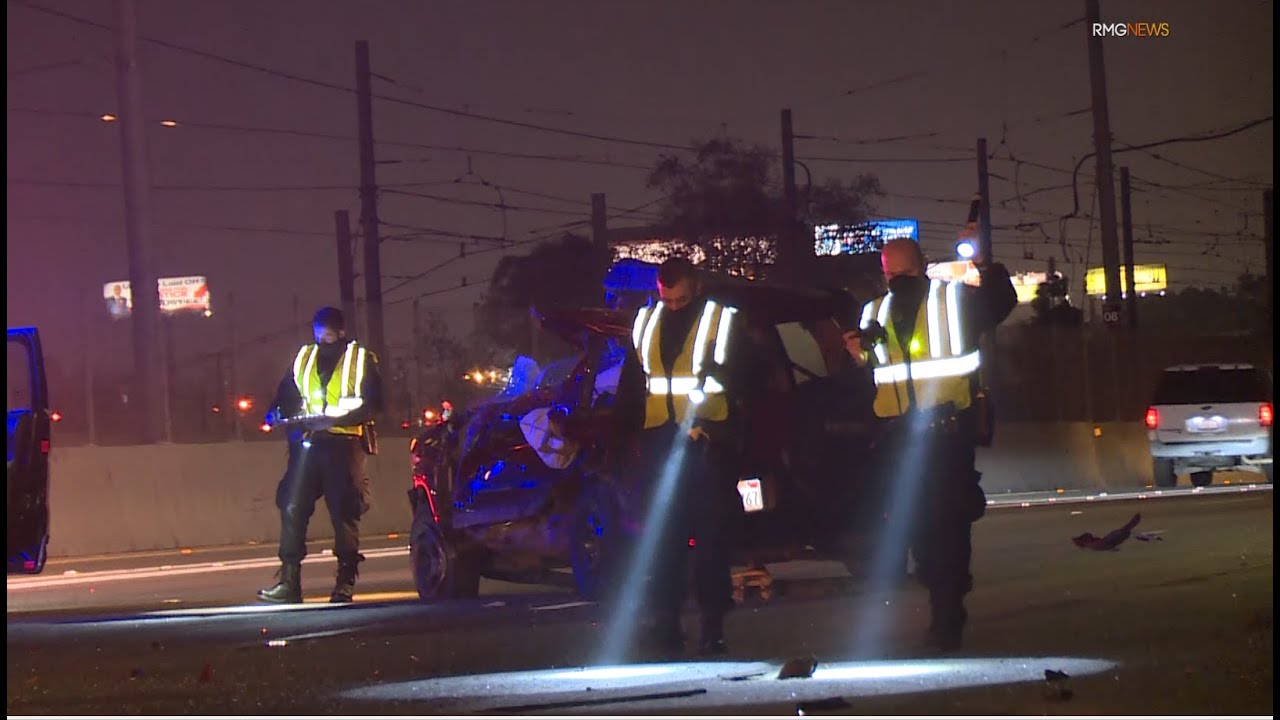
112, 0, 161, 444
355, 41, 385, 358
1265, 188, 1273, 325
1084, 0, 1123, 314
780, 108, 799, 281
976, 138, 994, 263
412, 298, 424, 417
591, 193, 609, 279
976, 137, 998, 402
334, 210, 359, 336
1120, 167, 1137, 329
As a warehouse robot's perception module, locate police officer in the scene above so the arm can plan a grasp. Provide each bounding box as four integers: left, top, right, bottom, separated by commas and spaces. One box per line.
843, 238, 1016, 651
617, 257, 758, 655
257, 307, 384, 604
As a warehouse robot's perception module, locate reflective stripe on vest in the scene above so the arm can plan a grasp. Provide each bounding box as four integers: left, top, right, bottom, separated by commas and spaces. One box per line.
292, 341, 369, 435
861, 279, 977, 418
633, 299, 736, 429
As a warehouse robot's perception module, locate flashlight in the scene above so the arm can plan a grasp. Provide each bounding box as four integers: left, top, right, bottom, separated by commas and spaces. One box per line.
956, 239, 976, 260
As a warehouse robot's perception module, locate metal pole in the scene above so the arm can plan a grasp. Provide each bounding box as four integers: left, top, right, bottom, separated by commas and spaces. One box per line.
112, 0, 160, 444
780, 109, 798, 280
335, 209, 359, 336
159, 314, 174, 442
227, 292, 242, 441
412, 298, 424, 416
1120, 167, 1137, 328
1265, 188, 1273, 325
355, 41, 385, 358
83, 294, 97, 445
977, 138, 994, 263
1085, 0, 1124, 309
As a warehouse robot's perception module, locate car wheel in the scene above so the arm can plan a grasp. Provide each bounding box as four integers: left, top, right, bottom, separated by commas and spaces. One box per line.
1152, 458, 1177, 488
1189, 470, 1213, 488
409, 502, 480, 600
569, 482, 628, 602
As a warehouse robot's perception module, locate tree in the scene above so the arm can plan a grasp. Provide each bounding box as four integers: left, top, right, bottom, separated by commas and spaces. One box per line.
646, 138, 881, 259
473, 232, 602, 360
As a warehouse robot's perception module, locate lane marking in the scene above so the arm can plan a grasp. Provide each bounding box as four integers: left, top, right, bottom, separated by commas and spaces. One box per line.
6, 547, 410, 590
531, 600, 594, 612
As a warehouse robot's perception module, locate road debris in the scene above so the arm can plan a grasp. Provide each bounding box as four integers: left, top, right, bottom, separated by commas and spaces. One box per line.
796, 696, 851, 715
1072, 513, 1141, 550
777, 656, 818, 680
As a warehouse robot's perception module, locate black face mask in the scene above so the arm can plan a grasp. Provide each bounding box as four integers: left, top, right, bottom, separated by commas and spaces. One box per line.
888, 275, 926, 296
316, 339, 345, 360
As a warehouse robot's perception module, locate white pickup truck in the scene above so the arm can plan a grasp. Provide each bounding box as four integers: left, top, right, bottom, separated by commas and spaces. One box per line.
1146, 363, 1273, 487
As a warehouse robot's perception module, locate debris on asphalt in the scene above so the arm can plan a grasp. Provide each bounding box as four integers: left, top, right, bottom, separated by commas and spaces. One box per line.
1044, 668, 1073, 701
1134, 530, 1164, 542
777, 655, 818, 680
796, 696, 851, 715
1072, 513, 1141, 551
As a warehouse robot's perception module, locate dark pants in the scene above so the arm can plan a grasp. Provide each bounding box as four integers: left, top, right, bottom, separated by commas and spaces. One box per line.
876, 412, 986, 634
275, 436, 371, 567
639, 424, 736, 637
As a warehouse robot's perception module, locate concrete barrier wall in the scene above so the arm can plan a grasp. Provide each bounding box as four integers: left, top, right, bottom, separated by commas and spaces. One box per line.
47, 422, 1152, 558
977, 422, 1152, 495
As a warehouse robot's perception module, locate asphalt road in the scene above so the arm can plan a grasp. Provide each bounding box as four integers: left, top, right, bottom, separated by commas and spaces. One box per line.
6, 490, 1273, 715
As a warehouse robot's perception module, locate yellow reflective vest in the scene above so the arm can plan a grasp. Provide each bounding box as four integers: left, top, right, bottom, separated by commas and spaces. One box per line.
632, 298, 739, 430
860, 278, 979, 419
292, 341, 373, 436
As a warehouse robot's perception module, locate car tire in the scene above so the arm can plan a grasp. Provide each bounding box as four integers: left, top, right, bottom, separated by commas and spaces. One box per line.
1152, 458, 1177, 488
1189, 470, 1213, 488
409, 501, 481, 600
569, 482, 629, 603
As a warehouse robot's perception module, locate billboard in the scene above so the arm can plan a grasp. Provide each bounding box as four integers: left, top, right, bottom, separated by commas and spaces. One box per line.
1084, 264, 1168, 297
926, 264, 1052, 304
814, 219, 919, 256
609, 237, 776, 278
103, 276, 212, 319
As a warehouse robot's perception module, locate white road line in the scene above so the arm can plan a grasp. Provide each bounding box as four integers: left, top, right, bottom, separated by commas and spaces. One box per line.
530, 600, 594, 612
6, 546, 410, 591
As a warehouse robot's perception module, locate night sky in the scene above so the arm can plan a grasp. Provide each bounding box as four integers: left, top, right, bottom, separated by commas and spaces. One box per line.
7, 0, 1273, 376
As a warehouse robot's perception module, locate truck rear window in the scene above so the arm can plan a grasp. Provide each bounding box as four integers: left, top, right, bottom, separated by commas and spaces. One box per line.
1153, 367, 1272, 405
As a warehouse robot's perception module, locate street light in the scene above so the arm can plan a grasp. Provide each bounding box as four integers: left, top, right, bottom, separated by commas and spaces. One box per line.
956, 239, 976, 260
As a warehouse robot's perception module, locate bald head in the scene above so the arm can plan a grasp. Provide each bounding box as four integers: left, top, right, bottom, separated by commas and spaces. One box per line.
880, 238, 926, 280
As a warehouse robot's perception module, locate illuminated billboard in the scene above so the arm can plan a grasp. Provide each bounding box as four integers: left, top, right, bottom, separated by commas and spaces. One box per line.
1084, 264, 1168, 297
103, 276, 212, 319
926, 263, 1052, 304
814, 219, 919, 256
609, 236, 777, 278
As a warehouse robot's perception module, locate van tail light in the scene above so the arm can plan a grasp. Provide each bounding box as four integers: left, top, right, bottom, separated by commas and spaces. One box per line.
1144, 407, 1160, 430
1260, 403, 1273, 428
40, 439, 50, 455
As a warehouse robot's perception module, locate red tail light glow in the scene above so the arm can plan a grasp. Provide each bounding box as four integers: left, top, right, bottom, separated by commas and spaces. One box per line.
1260, 403, 1273, 428
1144, 407, 1159, 430
40, 439, 50, 455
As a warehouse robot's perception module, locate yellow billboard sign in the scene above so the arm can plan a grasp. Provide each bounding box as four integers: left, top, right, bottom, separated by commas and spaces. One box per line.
1084, 264, 1167, 297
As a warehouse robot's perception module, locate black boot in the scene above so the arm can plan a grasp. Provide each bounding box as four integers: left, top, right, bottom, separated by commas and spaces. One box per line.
924, 599, 967, 653
329, 560, 360, 603
697, 613, 728, 656
257, 563, 302, 604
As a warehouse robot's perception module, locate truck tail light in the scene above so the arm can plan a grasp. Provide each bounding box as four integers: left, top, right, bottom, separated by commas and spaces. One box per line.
1260, 403, 1273, 428
1144, 407, 1159, 430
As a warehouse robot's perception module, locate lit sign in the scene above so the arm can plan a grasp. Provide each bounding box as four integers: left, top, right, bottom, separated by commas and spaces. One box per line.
1011, 271, 1050, 304
814, 219, 919, 256
1084, 264, 1167, 297
925, 265, 1055, 303
103, 276, 212, 319
926, 260, 980, 287
609, 237, 776, 278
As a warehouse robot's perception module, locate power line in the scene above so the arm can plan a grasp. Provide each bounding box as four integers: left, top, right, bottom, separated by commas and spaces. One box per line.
7, 106, 656, 171
13, 1, 698, 153
381, 188, 589, 217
